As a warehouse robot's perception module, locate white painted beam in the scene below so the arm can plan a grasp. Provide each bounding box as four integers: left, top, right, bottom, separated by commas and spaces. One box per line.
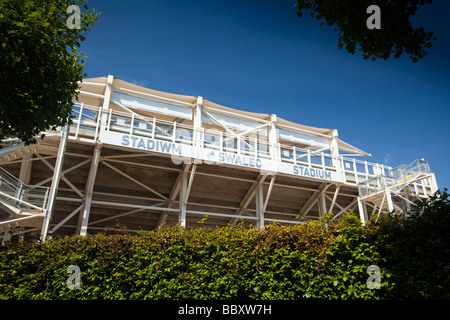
89, 208, 146, 226
331, 198, 357, 221
262, 175, 276, 212
36, 154, 85, 198
178, 170, 188, 228
76, 145, 102, 236
297, 183, 330, 218
385, 187, 394, 212
40, 126, 69, 241
51, 204, 84, 233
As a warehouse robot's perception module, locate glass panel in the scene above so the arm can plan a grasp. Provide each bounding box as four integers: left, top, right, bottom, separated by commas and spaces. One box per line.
324, 156, 333, 167
344, 160, 353, 171
356, 162, 366, 173
175, 128, 193, 143
201, 112, 266, 135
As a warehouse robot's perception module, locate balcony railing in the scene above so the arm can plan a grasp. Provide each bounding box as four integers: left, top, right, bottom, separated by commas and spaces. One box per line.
66, 103, 434, 195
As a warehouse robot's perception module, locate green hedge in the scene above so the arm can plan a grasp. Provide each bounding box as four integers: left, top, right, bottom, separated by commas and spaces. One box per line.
1, 190, 449, 300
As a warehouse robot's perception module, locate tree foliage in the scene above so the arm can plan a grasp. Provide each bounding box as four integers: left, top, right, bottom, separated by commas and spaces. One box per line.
295, 0, 436, 62
375, 189, 450, 299
0, 0, 99, 144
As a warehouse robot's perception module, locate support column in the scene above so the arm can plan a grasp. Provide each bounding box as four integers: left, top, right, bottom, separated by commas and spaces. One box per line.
268, 114, 279, 162
255, 183, 264, 229
357, 197, 366, 223
320, 190, 327, 217
385, 187, 394, 212
40, 125, 69, 241
178, 170, 188, 228
76, 144, 102, 236
177, 164, 196, 228
193, 96, 203, 163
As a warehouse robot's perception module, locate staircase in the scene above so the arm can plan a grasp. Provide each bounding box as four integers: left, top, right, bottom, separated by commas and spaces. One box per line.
358, 159, 432, 213
0, 167, 49, 233
390, 159, 431, 191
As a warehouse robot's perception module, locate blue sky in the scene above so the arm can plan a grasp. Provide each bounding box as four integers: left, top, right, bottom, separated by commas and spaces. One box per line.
81, 0, 450, 188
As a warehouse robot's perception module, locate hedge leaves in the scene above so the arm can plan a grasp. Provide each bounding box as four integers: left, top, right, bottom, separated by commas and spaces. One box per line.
1, 190, 449, 300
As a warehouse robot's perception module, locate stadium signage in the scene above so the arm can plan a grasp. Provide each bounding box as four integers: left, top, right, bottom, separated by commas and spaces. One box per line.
198, 148, 279, 174
101, 131, 344, 183
121, 134, 182, 155
278, 162, 344, 183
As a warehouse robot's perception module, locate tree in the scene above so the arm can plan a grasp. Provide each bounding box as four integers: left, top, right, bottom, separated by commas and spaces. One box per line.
295, 0, 436, 62
376, 189, 450, 299
0, 0, 99, 145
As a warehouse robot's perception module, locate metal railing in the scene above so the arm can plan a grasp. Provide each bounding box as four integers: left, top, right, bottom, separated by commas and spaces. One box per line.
0, 167, 49, 211
68, 105, 392, 182
358, 174, 396, 196
391, 159, 430, 183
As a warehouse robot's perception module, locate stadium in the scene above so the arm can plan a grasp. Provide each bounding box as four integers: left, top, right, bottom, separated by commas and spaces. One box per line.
0, 75, 438, 241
